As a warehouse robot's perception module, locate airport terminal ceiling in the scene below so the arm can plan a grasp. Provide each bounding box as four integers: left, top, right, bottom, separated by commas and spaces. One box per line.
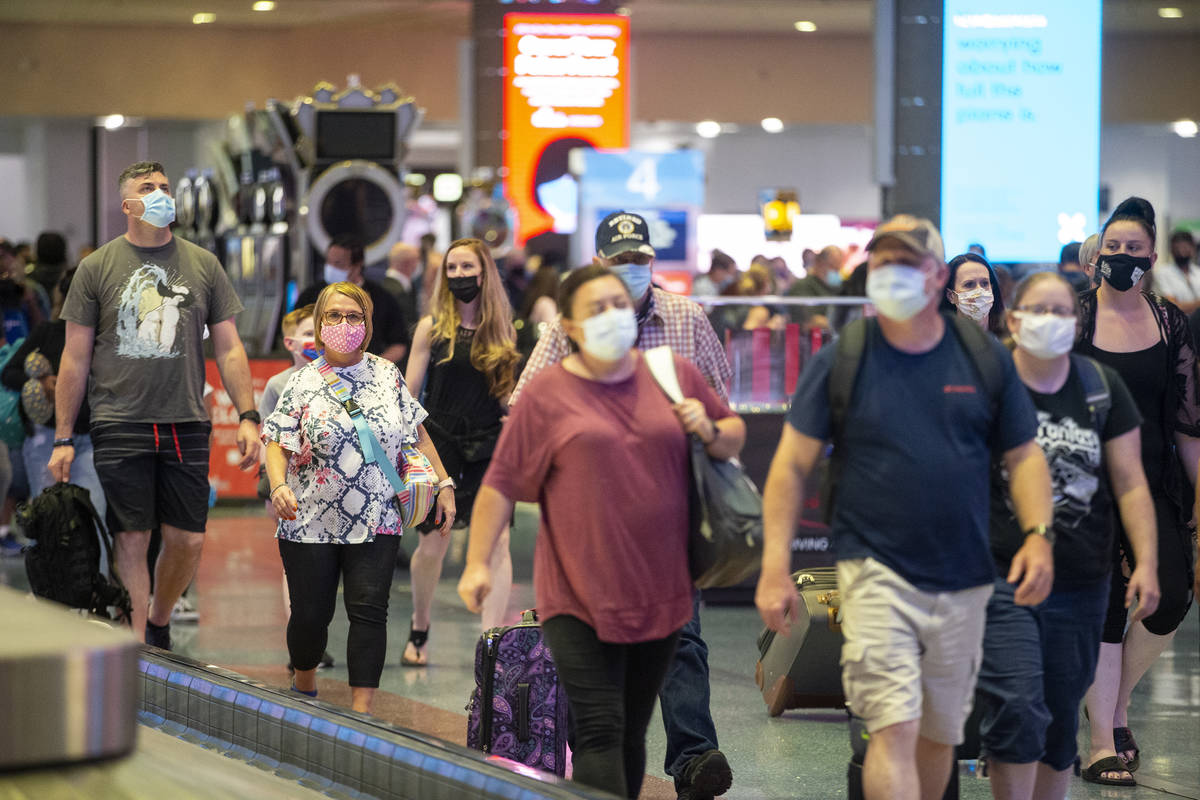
1, 0, 1200, 33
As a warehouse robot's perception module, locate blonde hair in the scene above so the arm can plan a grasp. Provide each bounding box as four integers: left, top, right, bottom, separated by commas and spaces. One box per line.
313, 282, 373, 352
430, 238, 520, 400
280, 303, 315, 337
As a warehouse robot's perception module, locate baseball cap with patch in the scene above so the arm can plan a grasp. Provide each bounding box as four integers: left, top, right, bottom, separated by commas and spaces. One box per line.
866, 215, 945, 263
596, 211, 656, 260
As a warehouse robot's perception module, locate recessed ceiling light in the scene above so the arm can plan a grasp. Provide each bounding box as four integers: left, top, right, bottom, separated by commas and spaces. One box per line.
101, 114, 126, 130
761, 117, 784, 133
252, 1, 276, 10
1172, 119, 1198, 138
1158, 7, 1184, 18
696, 120, 721, 139
794, 20, 817, 32
192, 12, 216, 24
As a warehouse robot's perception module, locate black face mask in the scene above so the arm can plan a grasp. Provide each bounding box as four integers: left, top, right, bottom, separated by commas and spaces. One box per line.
1175, 254, 1192, 269
447, 275, 481, 304
1098, 253, 1152, 292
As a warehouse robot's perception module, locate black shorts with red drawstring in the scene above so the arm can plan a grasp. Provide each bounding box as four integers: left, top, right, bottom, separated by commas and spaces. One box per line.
91, 421, 212, 534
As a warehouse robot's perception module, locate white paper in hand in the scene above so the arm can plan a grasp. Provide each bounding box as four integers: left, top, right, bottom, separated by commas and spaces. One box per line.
644, 346, 684, 404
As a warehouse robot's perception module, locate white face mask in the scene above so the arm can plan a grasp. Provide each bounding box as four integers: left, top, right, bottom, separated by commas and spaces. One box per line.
324, 263, 351, 284
866, 264, 931, 322
1012, 312, 1076, 360
578, 307, 638, 362
954, 286, 994, 322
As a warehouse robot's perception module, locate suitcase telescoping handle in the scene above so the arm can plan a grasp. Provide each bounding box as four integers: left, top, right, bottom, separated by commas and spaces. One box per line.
517, 683, 531, 742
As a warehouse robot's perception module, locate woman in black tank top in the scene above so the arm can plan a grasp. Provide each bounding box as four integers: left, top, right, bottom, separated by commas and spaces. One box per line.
401, 238, 521, 666
1075, 197, 1200, 785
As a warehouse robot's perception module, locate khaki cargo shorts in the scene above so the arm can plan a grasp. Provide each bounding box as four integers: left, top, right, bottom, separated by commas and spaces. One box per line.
838, 557, 992, 745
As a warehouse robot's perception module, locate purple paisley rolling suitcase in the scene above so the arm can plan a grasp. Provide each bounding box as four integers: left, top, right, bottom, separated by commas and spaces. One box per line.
466, 610, 569, 776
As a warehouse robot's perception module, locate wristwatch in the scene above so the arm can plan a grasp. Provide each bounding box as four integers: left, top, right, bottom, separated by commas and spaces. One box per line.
1024, 524, 1056, 546
239, 410, 262, 424
437, 477, 456, 492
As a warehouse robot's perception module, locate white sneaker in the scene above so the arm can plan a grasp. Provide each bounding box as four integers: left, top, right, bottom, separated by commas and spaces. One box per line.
171, 595, 199, 623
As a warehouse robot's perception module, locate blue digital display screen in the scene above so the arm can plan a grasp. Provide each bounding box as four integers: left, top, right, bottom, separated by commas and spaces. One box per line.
940, 1, 1101, 262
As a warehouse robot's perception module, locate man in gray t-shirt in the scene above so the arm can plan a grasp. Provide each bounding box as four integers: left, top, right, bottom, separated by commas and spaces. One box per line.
50, 160, 262, 648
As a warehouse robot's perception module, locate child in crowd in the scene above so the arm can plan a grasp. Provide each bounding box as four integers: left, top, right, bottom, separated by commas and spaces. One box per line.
258, 305, 333, 671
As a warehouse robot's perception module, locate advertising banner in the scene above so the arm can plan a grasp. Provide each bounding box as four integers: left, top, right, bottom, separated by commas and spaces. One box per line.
941, 1, 1101, 262
503, 12, 630, 244
205, 357, 291, 499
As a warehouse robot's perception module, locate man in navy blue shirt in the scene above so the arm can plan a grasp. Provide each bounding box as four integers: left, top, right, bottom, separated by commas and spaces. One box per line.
757, 215, 1054, 800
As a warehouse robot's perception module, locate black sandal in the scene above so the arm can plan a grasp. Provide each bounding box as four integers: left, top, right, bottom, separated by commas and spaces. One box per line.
401, 626, 429, 667
1081, 756, 1135, 786
1114, 727, 1140, 772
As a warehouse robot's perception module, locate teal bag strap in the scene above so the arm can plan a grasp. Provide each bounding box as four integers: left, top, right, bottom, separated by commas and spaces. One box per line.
313, 356, 407, 496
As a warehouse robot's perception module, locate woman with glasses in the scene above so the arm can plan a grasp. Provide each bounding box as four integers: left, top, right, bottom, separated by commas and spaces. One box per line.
1073, 197, 1200, 785
977, 271, 1158, 794
401, 238, 521, 665
262, 282, 455, 713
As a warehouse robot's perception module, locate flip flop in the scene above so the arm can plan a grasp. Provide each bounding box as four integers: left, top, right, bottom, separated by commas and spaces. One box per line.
401, 626, 429, 667
1114, 727, 1140, 772
1081, 756, 1136, 786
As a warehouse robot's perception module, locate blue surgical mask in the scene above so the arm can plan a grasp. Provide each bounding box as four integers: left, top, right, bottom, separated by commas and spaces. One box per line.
579, 307, 638, 362
324, 263, 351, 284
134, 188, 176, 228
609, 263, 652, 301
825, 270, 843, 289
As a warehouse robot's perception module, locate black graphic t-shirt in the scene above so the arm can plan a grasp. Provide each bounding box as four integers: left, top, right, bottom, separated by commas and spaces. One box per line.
62, 235, 243, 424
990, 359, 1141, 589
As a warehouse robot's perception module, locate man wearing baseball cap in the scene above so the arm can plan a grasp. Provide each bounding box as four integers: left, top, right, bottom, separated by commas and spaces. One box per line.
757, 214, 1054, 800
509, 211, 734, 800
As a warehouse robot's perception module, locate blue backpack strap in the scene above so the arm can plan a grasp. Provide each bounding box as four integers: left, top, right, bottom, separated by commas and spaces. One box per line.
1070, 353, 1111, 435
313, 356, 407, 496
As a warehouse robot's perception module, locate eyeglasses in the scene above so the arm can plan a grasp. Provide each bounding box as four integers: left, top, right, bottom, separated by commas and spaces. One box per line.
1014, 305, 1075, 318
322, 311, 365, 325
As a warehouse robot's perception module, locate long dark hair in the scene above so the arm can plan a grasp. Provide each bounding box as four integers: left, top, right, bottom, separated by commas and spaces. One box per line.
940, 252, 1006, 335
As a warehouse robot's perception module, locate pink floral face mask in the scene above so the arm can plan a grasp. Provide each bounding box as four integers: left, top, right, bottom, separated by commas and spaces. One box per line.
321, 321, 366, 353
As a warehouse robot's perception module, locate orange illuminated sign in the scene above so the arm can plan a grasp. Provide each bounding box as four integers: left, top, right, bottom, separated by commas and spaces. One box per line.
503, 12, 630, 245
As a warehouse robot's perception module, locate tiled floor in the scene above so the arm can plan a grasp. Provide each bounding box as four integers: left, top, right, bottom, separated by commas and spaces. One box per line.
3, 502, 1198, 800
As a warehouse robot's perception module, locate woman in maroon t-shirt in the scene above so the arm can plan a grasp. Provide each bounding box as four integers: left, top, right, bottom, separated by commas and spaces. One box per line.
458, 265, 745, 799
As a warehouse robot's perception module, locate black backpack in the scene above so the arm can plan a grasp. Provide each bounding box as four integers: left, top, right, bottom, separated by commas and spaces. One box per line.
18, 483, 131, 621
821, 314, 1004, 523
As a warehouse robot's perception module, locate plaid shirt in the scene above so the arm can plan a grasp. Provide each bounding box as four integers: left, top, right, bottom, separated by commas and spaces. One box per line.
509, 287, 732, 407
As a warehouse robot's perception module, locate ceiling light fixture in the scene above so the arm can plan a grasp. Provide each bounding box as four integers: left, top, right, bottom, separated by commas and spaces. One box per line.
1172, 119, 1198, 138
192, 12, 216, 24
761, 117, 784, 133
794, 20, 818, 32
101, 114, 126, 131
696, 120, 721, 139
1158, 7, 1184, 18
252, 1, 276, 10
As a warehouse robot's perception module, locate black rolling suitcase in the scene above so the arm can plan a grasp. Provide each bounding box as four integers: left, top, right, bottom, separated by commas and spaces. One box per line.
754, 567, 844, 715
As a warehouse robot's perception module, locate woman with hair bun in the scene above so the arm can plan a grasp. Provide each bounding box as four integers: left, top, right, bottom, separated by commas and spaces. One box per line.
1075, 196, 1200, 786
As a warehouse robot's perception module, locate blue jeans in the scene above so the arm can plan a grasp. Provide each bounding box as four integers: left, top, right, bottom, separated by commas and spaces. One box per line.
976, 576, 1109, 770
660, 591, 720, 784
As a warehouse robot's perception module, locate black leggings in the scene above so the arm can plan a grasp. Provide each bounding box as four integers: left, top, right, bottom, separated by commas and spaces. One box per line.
278, 535, 400, 687
541, 614, 680, 799
1103, 491, 1195, 641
